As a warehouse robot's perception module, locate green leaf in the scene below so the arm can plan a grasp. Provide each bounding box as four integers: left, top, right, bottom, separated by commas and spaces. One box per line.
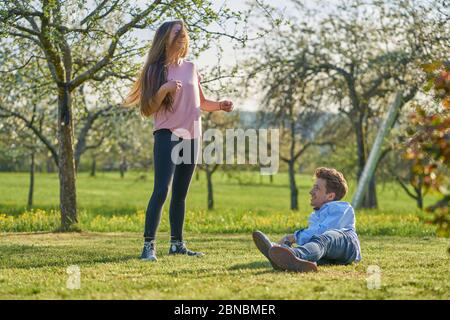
420, 61, 443, 73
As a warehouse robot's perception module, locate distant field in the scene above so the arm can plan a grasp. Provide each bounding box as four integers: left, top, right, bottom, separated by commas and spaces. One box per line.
0, 171, 440, 216
0, 171, 440, 236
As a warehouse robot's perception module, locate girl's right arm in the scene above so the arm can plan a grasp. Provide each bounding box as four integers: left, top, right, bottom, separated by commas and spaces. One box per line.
143, 85, 168, 117
143, 80, 182, 116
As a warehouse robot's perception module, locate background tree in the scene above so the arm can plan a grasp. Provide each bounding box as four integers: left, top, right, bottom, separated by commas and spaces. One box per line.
305, 0, 443, 208
199, 110, 239, 210
404, 61, 449, 237
243, 0, 448, 209
244, 20, 337, 210
0, 107, 45, 209
195, 59, 241, 210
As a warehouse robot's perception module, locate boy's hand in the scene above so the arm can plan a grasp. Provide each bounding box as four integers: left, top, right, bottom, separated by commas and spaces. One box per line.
279, 234, 296, 246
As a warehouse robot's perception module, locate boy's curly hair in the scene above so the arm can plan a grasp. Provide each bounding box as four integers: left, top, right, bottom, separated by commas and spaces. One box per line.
315, 167, 348, 201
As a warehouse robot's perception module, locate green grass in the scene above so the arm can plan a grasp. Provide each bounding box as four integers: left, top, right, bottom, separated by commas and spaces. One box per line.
0, 171, 448, 299
0, 207, 437, 236
0, 171, 441, 236
0, 232, 448, 299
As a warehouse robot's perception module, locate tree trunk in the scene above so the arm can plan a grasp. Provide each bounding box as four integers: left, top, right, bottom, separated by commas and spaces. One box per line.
288, 117, 298, 211
362, 175, 378, 208
58, 84, 78, 230
74, 149, 81, 173
416, 176, 424, 209
27, 151, 35, 209
288, 160, 298, 210
120, 155, 127, 178
74, 115, 92, 172
355, 117, 378, 209
417, 191, 423, 210
47, 155, 55, 173
90, 155, 96, 177
206, 169, 214, 210
355, 116, 366, 180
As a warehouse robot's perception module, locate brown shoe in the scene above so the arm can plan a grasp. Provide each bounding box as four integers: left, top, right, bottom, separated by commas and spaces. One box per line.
268, 246, 318, 273
252, 231, 282, 270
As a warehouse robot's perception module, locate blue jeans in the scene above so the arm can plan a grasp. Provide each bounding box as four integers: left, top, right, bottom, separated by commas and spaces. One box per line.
291, 229, 359, 265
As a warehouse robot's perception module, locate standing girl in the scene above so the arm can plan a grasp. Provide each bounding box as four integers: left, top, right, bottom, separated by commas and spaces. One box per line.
124, 20, 233, 261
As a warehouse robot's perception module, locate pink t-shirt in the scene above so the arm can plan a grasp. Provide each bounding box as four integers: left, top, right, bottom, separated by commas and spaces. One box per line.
153, 60, 202, 139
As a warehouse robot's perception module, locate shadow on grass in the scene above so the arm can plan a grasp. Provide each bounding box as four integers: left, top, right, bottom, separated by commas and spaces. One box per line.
153, 260, 276, 278
229, 260, 274, 272
0, 244, 137, 269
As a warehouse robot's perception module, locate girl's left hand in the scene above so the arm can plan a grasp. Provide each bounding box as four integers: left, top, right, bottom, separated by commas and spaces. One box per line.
219, 100, 234, 112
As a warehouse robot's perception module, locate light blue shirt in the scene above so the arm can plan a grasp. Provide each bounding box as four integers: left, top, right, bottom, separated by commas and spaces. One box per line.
294, 201, 362, 261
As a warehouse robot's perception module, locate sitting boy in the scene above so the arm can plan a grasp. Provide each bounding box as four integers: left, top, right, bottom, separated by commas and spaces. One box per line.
253, 167, 362, 272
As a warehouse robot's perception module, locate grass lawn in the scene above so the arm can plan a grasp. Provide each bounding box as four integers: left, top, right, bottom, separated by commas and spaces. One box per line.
0, 232, 448, 300
0, 171, 442, 217
0, 171, 448, 299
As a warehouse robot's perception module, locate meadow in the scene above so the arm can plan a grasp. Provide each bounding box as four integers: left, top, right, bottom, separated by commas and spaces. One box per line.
0, 171, 448, 299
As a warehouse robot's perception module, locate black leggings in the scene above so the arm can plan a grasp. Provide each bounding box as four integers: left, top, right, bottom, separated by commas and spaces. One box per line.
144, 129, 199, 241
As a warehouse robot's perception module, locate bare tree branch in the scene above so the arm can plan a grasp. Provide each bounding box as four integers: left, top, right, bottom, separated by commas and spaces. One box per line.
0, 104, 59, 166
0, 55, 37, 73
80, 0, 110, 26
395, 176, 418, 200
69, 0, 165, 90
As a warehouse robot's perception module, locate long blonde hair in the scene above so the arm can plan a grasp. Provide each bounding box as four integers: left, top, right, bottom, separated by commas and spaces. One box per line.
123, 20, 189, 117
